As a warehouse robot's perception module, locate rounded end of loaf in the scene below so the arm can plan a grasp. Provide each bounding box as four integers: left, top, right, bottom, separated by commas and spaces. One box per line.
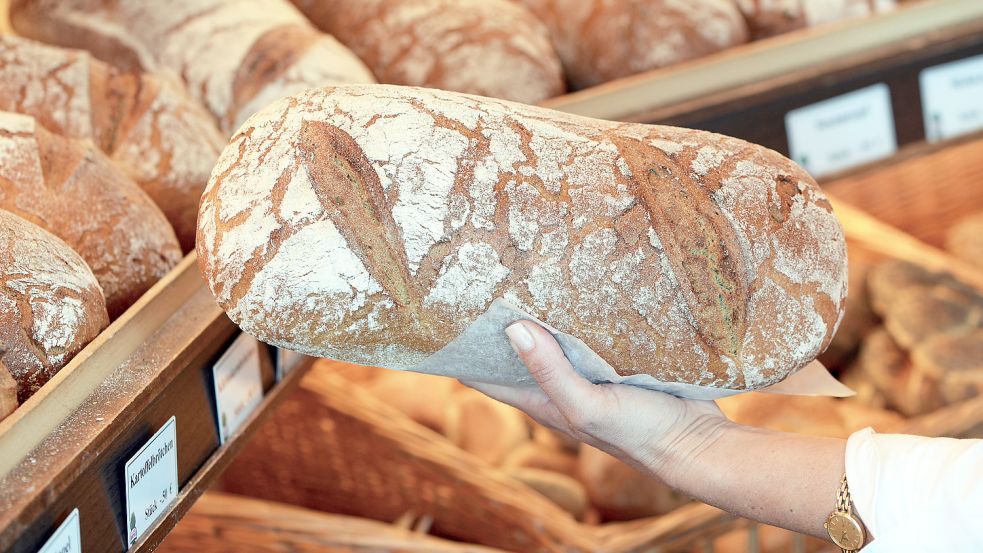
198, 85, 848, 391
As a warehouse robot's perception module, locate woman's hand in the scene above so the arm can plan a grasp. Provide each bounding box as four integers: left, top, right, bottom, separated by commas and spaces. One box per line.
461, 320, 732, 485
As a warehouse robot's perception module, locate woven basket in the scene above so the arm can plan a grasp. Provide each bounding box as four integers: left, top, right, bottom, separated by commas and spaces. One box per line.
824, 133, 983, 249
158, 492, 506, 552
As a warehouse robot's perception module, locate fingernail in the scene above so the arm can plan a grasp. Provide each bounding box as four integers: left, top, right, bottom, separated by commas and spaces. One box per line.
506, 323, 535, 353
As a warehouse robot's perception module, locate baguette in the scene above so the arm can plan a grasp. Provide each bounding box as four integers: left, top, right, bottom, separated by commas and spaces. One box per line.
10, 0, 376, 134
290, 0, 564, 103
0, 210, 109, 403
517, 0, 749, 89
735, 0, 896, 39
197, 85, 848, 390
0, 112, 182, 318
0, 36, 224, 251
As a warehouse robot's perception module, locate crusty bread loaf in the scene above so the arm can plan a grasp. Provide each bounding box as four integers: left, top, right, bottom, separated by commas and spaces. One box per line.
10, 0, 376, 134
735, 0, 897, 39
290, 0, 564, 103
198, 85, 848, 390
517, 0, 749, 89
0, 36, 224, 251
819, 247, 877, 369
0, 210, 109, 403
577, 445, 681, 521
0, 112, 182, 318
0, 360, 17, 420
946, 212, 983, 271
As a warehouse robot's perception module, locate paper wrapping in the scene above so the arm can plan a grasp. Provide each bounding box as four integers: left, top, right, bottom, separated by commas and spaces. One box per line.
402, 299, 853, 401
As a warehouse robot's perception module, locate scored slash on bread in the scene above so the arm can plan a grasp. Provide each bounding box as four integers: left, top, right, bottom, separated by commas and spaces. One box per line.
197, 85, 848, 390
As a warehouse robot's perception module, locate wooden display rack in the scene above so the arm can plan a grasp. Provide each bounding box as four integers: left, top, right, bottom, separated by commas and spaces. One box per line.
0, 255, 315, 553
544, 0, 983, 160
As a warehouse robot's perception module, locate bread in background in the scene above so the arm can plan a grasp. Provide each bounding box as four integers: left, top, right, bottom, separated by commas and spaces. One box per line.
0, 361, 18, 420
946, 212, 983, 270
444, 388, 529, 466
735, 0, 896, 39
504, 467, 589, 520
502, 441, 579, 478
577, 444, 683, 521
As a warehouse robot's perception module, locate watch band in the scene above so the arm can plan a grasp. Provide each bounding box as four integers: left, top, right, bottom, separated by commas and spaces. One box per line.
835, 473, 864, 553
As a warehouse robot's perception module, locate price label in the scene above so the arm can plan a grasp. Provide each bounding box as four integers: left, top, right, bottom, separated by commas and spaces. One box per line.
124, 416, 178, 547
275, 348, 307, 382
785, 83, 897, 177
213, 333, 264, 443
920, 53, 983, 142
36, 508, 80, 553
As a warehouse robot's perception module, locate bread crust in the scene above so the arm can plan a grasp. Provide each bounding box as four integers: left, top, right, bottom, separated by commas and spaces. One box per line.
291, 0, 565, 103
0, 36, 224, 251
10, 0, 376, 134
0, 112, 182, 318
197, 86, 848, 390
0, 210, 109, 403
517, 0, 749, 89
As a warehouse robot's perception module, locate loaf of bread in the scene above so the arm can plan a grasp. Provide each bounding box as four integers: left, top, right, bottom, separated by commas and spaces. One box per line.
0, 36, 224, 251
0, 361, 17, 420
517, 0, 749, 89
290, 0, 564, 103
819, 247, 877, 369
198, 85, 848, 390
10, 0, 376, 134
735, 0, 897, 39
502, 442, 579, 478
364, 369, 457, 433
0, 210, 109, 403
444, 388, 529, 465
0, 112, 182, 318
504, 467, 589, 520
946, 212, 983, 270
577, 445, 681, 521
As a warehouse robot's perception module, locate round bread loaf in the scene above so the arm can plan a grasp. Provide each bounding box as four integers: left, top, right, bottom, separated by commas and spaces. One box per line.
0, 210, 109, 403
0, 112, 182, 318
291, 0, 565, 103
517, 0, 749, 89
198, 85, 848, 390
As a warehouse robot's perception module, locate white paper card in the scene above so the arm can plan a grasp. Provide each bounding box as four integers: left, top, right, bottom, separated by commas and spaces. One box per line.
920, 54, 983, 142
785, 83, 897, 177
36, 508, 80, 553
275, 348, 307, 382
213, 333, 264, 443
124, 416, 178, 547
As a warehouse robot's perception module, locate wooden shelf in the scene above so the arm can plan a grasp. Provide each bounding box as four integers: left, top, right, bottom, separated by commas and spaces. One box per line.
544, 0, 983, 162
0, 254, 314, 553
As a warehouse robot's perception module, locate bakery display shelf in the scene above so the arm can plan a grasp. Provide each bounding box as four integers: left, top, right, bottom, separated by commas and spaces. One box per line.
543, 0, 983, 163
0, 253, 315, 553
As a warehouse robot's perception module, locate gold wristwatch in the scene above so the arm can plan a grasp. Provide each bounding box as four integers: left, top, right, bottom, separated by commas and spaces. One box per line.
824, 473, 866, 552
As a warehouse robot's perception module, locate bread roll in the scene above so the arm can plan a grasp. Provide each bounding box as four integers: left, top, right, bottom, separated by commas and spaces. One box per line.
365, 370, 457, 433
10, 0, 376, 133
912, 330, 983, 405
290, 0, 564, 103
577, 445, 681, 521
517, 0, 749, 89
946, 212, 983, 270
0, 112, 182, 318
866, 260, 937, 317
859, 328, 919, 415
883, 291, 974, 349
444, 388, 529, 465
532, 423, 580, 453
502, 441, 579, 478
0, 36, 224, 252
0, 210, 109, 403
504, 467, 589, 520
0, 361, 17, 420
197, 85, 848, 390
736, 0, 897, 39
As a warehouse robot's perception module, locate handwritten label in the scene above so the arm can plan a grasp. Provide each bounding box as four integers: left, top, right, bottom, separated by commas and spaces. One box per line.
36, 508, 80, 553
275, 348, 306, 382
920, 53, 983, 142
213, 333, 264, 443
124, 416, 178, 547
785, 83, 897, 177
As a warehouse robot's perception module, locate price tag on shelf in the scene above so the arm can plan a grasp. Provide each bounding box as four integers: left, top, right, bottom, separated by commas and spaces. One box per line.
784, 83, 897, 178
36, 508, 80, 553
920, 53, 983, 142
213, 333, 264, 443
124, 416, 178, 548
275, 348, 307, 382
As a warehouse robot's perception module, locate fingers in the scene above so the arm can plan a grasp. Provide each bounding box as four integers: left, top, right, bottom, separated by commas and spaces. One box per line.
505, 320, 599, 419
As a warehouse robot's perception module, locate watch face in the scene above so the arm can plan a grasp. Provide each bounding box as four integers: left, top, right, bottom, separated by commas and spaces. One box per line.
827, 512, 864, 549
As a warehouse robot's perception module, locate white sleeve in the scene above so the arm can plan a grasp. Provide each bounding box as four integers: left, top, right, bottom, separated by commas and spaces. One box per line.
845, 427, 983, 552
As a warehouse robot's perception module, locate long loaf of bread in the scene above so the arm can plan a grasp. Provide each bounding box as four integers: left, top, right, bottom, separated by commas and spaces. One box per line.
10, 0, 376, 134
0, 210, 109, 404
197, 86, 848, 390
0, 36, 224, 251
517, 0, 749, 89
290, 0, 565, 103
1, 112, 182, 318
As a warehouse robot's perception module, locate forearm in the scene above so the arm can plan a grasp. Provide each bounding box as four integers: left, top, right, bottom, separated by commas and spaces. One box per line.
644, 419, 847, 541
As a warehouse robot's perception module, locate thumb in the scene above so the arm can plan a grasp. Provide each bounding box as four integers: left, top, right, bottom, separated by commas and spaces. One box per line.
505, 320, 598, 418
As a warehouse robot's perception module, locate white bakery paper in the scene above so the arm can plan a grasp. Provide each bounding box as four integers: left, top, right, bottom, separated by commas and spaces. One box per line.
404, 299, 853, 400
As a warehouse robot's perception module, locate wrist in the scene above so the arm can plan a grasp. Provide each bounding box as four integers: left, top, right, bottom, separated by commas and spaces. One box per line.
639, 410, 737, 486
